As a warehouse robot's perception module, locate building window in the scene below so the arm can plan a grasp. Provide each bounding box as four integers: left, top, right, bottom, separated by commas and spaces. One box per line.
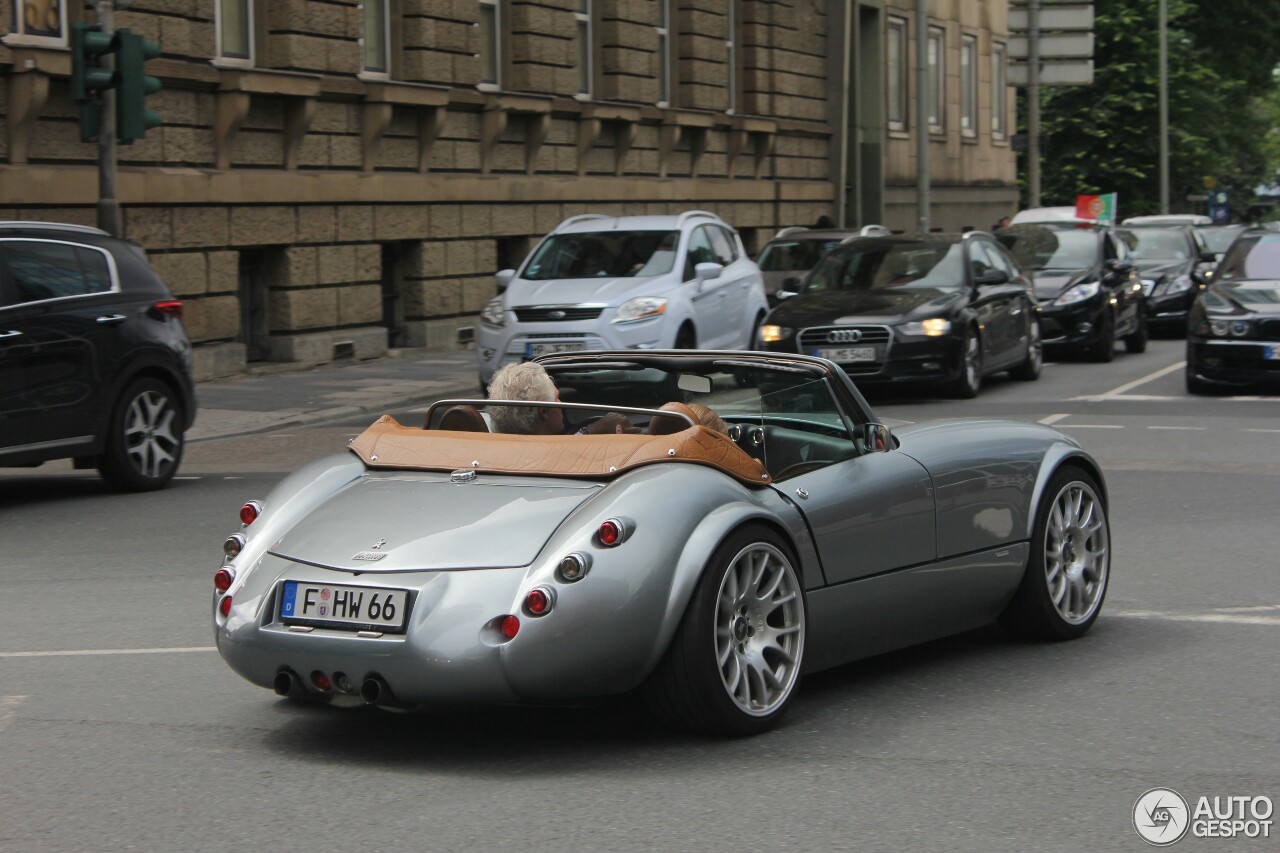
479, 0, 500, 88
8, 0, 67, 46
656, 0, 672, 107
927, 26, 944, 133
960, 34, 977, 135
218, 0, 253, 63
887, 17, 907, 132
725, 0, 737, 113
363, 0, 391, 75
992, 42, 1007, 138
575, 0, 592, 98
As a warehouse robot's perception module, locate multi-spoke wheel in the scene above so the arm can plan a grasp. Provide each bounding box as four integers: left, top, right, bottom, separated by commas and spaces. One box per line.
1000, 465, 1110, 640
99, 377, 185, 491
1009, 316, 1043, 381
949, 327, 983, 398
644, 525, 806, 735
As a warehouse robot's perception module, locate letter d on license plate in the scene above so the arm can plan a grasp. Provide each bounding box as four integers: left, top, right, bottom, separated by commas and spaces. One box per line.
280, 581, 411, 633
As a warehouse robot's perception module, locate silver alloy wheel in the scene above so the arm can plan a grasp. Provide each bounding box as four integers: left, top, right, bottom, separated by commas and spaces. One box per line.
964, 332, 981, 390
1028, 319, 1043, 372
124, 389, 180, 480
1044, 480, 1109, 625
714, 542, 805, 717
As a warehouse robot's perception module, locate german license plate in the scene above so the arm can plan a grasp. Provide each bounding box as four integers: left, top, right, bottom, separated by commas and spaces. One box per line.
525, 342, 587, 357
813, 346, 876, 363
1265, 345, 1280, 361
279, 581, 410, 633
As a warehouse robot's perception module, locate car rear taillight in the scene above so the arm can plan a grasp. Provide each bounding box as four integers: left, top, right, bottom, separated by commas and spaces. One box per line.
598, 518, 626, 547
524, 587, 553, 616
152, 300, 184, 319
310, 671, 332, 691
239, 500, 262, 525
501, 615, 520, 639
213, 568, 235, 592
219, 595, 233, 617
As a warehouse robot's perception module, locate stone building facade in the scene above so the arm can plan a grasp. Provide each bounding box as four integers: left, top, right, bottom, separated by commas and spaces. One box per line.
1, 0, 1015, 379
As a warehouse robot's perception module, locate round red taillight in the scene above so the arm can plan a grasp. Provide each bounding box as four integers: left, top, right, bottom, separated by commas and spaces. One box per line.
501, 615, 520, 639
213, 568, 234, 592
525, 587, 551, 616
239, 501, 262, 525
598, 519, 622, 546
310, 671, 332, 691
219, 595, 233, 617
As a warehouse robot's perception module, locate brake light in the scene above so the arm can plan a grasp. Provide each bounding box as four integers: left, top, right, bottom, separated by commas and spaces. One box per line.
310, 671, 332, 691
501, 615, 520, 639
219, 595, 233, 617
213, 568, 235, 592
152, 300, 184, 319
598, 518, 624, 547
524, 587, 553, 616
239, 501, 262, 525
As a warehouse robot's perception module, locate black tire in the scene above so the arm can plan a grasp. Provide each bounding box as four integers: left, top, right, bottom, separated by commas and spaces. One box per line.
674, 323, 696, 350
98, 377, 186, 491
1124, 311, 1149, 354
999, 465, 1110, 641
1088, 312, 1115, 363
949, 326, 983, 398
644, 525, 806, 736
1009, 316, 1043, 381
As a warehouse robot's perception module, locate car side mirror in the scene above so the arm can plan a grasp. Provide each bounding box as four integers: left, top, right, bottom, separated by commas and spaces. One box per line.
974, 269, 1010, 286
495, 269, 516, 293
777, 276, 802, 300
862, 423, 891, 453
694, 262, 724, 286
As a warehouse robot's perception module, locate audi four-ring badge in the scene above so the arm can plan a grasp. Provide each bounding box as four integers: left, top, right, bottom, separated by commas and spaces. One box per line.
214, 350, 1111, 737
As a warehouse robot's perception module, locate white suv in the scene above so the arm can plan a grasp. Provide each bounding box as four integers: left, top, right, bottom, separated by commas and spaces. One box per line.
475, 211, 769, 386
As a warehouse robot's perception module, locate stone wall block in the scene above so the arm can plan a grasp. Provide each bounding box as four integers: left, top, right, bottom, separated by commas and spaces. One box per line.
230, 206, 297, 246
338, 284, 383, 325
270, 288, 338, 331
124, 207, 173, 248
461, 276, 497, 312
338, 206, 375, 242
354, 244, 382, 281
184, 294, 240, 343
150, 252, 208, 296
318, 245, 357, 284
172, 207, 231, 248
298, 206, 338, 243
408, 241, 447, 277
491, 204, 535, 236
406, 279, 462, 317
206, 251, 239, 293
375, 205, 431, 241
283, 246, 319, 286
445, 240, 475, 275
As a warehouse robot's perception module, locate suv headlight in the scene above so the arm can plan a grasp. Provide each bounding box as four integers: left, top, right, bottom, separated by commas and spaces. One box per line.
900, 318, 951, 337
1053, 280, 1100, 306
479, 296, 505, 327
759, 324, 791, 343
612, 297, 667, 324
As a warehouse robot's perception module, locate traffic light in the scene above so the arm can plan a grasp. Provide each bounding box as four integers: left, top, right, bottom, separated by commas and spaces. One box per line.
115, 29, 163, 144
71, 22, 118, 142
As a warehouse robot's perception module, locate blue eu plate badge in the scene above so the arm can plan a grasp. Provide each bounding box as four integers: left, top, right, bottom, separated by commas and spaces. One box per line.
281, 581, 298, 617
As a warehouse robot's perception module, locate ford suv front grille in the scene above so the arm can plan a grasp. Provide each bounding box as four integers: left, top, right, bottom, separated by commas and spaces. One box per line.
514, 306, 606, 323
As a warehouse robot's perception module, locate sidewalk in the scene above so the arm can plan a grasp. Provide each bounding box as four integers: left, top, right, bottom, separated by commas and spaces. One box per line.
190, 349, 480, 442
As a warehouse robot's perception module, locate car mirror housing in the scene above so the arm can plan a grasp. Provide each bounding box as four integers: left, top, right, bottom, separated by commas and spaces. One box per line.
777, 276, 802, 299
974, 269, 1010, 287
694, 262, 724, 284
495, 269, 516, 292
862, 423, 891, 453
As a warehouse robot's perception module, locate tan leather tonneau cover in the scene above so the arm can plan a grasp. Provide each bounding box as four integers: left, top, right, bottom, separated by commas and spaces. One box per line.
349, 415, 771, 486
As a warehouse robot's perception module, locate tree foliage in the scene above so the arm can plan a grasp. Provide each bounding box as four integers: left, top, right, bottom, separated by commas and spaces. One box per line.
1028, 0, 1280, 216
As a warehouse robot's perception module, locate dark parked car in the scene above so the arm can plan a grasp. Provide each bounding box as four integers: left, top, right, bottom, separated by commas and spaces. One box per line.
1186, 227, 1280, 393
997, 222, 1147, 361
0, 221, 195, 490
758, 232, 1042, 398
1117, 225, 1215, 332
754, 228, 856, 304
1193, 223, 1248, 284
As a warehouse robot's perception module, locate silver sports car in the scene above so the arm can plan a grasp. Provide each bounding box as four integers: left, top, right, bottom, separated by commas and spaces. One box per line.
213, 351, 1111, 736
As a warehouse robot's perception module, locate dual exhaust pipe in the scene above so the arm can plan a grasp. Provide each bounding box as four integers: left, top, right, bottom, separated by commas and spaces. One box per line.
273, 669, 396, 706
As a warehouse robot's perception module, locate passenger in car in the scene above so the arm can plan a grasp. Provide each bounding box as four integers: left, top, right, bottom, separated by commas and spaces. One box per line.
486, 362, 637, 435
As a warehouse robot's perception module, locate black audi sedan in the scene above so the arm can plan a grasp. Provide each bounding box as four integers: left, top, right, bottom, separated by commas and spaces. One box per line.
1186, 227, 1280, 394
996, 222, 1147, 361
757, 232, 1041, 398
1118, 225, 1215, 332
0, 221, 196, 490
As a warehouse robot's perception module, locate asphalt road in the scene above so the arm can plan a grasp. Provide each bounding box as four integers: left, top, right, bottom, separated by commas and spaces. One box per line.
2, 338, 1278, 852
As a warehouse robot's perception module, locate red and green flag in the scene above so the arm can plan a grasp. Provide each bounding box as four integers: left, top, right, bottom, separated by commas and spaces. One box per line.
1076, 193, 1118, 224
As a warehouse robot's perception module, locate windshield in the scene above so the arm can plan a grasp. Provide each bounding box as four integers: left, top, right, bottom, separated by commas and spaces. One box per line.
804, 242, 966, 292
1216, 233, 1280, 281
1119, 229, 1191, 261
757, 239, 843, 272
522, 231, 679, 280
1198, 225, 1246, 254
998, 227, 1098, 271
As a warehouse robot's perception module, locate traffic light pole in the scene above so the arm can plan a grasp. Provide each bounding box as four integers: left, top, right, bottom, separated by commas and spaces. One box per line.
95, 0, 121, 237
1027, 0, 1041, 208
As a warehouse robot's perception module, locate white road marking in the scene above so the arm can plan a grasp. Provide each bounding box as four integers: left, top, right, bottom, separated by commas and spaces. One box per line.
222, 476, 244, 480
1092, 361, 1186, 399
173, 476, 202, 480
1215, 604, 1280, 613
0, 695, 28, 732
1039, 413, 1070, 425
1243, 428, 1280, 433
1111, 610, 1280, 627
1147, 425, 1205, 431
1060, 424, 1124, 429
0, 646, 214, 659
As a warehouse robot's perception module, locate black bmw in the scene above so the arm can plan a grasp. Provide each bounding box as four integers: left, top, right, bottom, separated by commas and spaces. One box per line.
757, 232, 1042, 398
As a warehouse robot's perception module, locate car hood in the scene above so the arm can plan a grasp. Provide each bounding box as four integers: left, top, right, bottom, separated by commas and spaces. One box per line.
1133, 259, 1191, 280
1029, 268, 1094, 301
507, 276, 666, 307
768, 288, 963, 325
269, 474, 601, 571
1210, 281, 1280, 316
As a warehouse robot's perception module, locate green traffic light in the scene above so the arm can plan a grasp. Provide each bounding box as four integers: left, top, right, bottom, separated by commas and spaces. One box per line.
115, 28, 164, 144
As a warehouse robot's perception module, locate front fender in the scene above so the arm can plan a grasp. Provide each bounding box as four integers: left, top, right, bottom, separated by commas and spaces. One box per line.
1025, 442, 1108, 539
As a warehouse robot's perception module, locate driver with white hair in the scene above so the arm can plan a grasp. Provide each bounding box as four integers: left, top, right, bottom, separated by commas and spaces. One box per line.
486, 362, 635, 435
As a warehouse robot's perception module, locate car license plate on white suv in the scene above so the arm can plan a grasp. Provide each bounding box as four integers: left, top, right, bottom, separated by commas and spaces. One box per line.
813, 346, 876, 363
279, 581, 410, 632
525, 342, 587, 357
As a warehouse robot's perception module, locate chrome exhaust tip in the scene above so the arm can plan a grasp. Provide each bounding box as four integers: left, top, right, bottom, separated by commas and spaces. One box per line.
273, 669, 303, 698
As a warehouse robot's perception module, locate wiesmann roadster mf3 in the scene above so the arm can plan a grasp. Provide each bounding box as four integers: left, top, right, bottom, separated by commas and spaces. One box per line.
213, 351, 1111, 736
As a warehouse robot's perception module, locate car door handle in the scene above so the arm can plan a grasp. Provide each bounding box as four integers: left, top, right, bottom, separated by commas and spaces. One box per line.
96, 314, 127, 325
0, 330, 21, 339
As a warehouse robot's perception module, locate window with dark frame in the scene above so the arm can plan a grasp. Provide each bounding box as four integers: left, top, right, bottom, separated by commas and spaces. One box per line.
657, 0, 673, 106
9, 0, 68, 44
575, 0, 592, 98
991, 42, 1007, 138
960, 34, 977, 135
363, 0, 391, 75
218, 0, 253, 62
927, 26, 944, 133
479, 0, 500, 88
887, 17, 907, 132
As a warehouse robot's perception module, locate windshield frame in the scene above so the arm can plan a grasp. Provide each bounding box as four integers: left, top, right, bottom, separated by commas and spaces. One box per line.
520, 229, 682, 281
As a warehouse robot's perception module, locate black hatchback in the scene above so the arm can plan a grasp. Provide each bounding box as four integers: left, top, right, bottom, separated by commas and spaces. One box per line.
0, 222, 196, 490
758, 232, 1042, 398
